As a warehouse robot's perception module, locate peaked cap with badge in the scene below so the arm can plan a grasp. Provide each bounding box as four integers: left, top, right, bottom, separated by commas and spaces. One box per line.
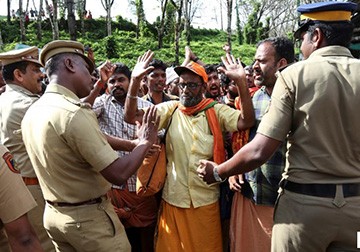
294, 1, 358, 39
0, 46, 42, 66
40, 40, 95, 73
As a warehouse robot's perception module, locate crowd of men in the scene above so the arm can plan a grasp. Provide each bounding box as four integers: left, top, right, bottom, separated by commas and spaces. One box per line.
0, 1, 360, 252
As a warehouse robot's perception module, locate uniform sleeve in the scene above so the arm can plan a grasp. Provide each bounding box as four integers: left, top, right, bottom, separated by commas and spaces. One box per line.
257, 71, 295, 141
0, 158, 36, 223
66, 108, 118, 172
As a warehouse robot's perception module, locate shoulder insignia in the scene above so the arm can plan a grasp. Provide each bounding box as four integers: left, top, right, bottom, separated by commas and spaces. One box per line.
2, 152, 19, 173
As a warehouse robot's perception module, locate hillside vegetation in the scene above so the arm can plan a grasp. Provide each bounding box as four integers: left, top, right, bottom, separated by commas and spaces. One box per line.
0, 17, 258, 68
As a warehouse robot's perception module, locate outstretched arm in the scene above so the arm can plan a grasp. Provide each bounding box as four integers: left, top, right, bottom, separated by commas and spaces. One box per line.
101, 106, 160, 185
197, 133, 282, 184
124, 50, 155, 125
218, 53, 255, 130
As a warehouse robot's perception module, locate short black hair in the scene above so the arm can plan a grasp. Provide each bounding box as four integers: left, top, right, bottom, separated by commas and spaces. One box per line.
307, 21, 354, 47
2, 61, 29, 81
205, 64, 218, 75
257, 37, 295, 64
148, 59, 167, 73
113, 63, 131, 80
45, 53, 67, 77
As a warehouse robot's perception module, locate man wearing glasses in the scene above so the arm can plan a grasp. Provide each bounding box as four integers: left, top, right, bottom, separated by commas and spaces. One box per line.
124, 51, 254, 252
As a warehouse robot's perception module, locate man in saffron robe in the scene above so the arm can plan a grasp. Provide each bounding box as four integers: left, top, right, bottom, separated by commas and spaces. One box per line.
124, 51, 255, 252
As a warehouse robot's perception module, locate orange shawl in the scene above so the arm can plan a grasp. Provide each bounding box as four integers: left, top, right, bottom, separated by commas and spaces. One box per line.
178, 98, 225, 164
231, 97, 249, 153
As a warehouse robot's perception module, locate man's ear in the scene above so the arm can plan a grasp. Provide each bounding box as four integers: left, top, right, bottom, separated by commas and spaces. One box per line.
312, 28, 324, 49
13, 69, 24, 83
64, 57, 76, 73
277, 58, 288, 69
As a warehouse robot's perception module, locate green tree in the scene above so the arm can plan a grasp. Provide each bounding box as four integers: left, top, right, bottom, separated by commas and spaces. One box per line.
235, 0, 243, 45
243, 1, 264, 44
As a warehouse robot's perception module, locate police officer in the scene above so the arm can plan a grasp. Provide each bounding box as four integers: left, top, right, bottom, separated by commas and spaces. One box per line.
198, 2, 360, 251
0, 46, 54, 251
0, 144, 44, 252
21, 40, 159, 252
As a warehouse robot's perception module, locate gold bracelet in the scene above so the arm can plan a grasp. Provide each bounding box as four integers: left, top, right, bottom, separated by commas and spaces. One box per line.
127, 94, 138, 99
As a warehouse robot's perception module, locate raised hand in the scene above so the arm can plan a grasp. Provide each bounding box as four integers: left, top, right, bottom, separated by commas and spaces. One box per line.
98, 60, 116, 83
218, 53, 245, 83
132, 50, 155, 81
136, 105, 160, 146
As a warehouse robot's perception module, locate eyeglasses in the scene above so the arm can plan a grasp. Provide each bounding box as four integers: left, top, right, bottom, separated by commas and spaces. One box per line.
177, 82, 201, 91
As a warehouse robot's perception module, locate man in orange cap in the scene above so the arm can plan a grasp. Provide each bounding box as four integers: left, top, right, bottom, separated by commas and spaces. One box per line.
0, 46, 55, 251
198, 1, 360, 251
124, 50, 254, 252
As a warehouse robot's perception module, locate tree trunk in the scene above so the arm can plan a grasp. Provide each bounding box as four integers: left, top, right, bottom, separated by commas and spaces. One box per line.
157, 0, 168, 49
66, 0, 77, 40
45, 0, 59, 39
19, 0, 27, 42
107, 7, 111, 35
52, 0, 59, 39
26, 0, 30, 12
101, 0, 114, 36
235, 0, 242, 45
226, 0, 233, 50
79, 0, 86, 37
37, 0, 43, 41
173, 0, 183, 65
7, 0, 11, 23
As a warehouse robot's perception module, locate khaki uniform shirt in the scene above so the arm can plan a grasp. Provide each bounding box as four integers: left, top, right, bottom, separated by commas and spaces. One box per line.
258, 46, 360, 184
0, 84, 39, 178
0, 144, 36, 224
21, 84, 118, 203
153, 101, 241, 208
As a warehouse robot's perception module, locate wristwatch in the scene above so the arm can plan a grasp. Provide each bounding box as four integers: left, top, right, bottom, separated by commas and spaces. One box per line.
213, 167, 224, 182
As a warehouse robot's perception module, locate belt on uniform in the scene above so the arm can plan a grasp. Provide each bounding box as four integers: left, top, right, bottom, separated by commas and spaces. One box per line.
22, 177, 39, 185
46, 195, 106, 207
282, 180, 360, 198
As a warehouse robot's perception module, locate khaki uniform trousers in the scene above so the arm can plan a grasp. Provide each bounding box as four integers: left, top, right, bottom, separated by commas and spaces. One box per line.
272, 188, 360, 252
27, 184, 56, 252
44, 197, 131, 252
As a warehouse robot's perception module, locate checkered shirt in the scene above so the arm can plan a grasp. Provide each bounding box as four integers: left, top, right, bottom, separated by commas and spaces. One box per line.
93, 94, 152, 191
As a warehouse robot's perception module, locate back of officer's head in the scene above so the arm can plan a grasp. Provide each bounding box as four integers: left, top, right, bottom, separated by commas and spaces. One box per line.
294, 1, 357, 47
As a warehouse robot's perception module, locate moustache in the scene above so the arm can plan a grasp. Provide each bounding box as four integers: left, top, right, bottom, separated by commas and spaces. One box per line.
110, 86, 125, 95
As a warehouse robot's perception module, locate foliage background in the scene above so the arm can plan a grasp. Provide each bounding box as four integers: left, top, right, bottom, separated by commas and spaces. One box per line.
0, 16, 259, 68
